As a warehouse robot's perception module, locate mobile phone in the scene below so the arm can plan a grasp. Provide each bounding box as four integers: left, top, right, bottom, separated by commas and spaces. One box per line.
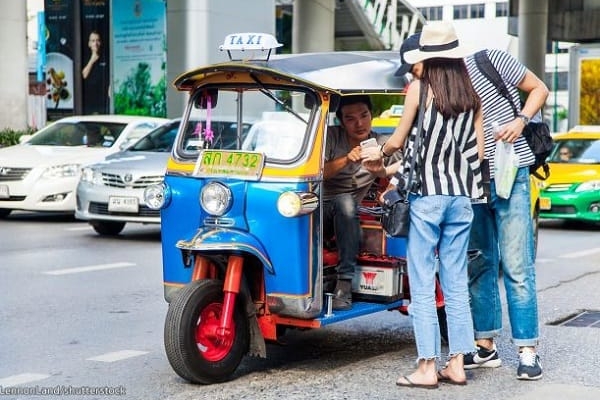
360, 138, 378, 149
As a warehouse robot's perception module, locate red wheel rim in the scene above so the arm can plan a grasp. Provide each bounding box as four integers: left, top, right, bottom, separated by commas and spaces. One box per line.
195, 302, 235, 362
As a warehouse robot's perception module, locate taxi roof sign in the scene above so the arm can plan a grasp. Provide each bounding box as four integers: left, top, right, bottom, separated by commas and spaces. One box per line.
220, 32, 283, 61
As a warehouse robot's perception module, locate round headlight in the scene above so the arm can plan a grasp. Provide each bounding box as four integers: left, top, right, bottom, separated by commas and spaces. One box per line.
144, 182, 169, 210
277, 191, 318, 217
201, 182, 232, 216
277, 191, 302, 217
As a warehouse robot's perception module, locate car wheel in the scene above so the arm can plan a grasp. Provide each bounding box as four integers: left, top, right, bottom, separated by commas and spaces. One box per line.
91, 221, 126, 236
0, 209, 12, 218
164, 279, 250, 384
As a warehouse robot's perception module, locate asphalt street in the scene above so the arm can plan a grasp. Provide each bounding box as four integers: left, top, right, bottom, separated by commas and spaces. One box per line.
0, 213, 599, 400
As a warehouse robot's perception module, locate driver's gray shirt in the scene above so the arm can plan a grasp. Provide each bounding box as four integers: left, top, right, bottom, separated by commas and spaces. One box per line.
323, 126, 389, 203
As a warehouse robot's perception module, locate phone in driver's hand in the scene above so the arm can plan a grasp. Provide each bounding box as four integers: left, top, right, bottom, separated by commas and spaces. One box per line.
360, 137, 378, 149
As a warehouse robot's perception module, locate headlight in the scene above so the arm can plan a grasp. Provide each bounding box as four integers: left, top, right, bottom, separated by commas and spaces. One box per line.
144, 182, 170, 210
201, 182, 232, 216
277, 191, 318, 217
80, 167, 102, 185
575, 180, 600, 192
41, 164, 81, 179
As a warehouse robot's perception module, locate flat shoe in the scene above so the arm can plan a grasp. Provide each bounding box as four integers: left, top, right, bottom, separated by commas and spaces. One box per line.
395, 375, 439, 389
437, 370, 467, 386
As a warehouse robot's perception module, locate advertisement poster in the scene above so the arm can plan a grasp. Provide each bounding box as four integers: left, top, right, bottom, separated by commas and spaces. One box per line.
578, 58, 600, 125
111, 0, 167, 117
81, 0, 110, 114
44, 0, 75, 113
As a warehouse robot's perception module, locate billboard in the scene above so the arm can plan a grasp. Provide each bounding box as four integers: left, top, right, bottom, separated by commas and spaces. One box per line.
81, 0, 110, 114
111, 0, 167, 117
569, 44, 600, 127
44, 0, 75, 115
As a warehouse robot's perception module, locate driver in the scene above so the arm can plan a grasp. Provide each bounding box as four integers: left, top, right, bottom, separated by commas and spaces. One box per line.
323, 95, 400, 310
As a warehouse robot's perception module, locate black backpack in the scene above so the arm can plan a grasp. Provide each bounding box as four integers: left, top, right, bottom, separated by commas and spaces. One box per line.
473, 50, 553, 180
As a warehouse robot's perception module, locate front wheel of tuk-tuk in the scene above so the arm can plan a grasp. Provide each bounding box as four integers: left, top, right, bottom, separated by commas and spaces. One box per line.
164, 279, 250, 384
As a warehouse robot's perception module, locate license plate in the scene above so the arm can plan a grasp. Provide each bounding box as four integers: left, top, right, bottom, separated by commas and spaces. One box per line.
539, 196, 551, 210
0, 185, 9, 199
108, 196, 139, 213
193, 150, 265, 180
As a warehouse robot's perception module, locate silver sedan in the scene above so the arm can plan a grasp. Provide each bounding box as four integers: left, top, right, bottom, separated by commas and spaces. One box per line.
75, 119, 180, 235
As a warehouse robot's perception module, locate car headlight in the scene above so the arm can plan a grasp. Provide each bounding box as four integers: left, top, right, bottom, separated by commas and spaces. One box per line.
144, 182, 170, 210
277, 191, 318, 217
575, 180, 600, 192
80, 167, 103, 185
200, 182, 232, 216
41, 164, 81, 179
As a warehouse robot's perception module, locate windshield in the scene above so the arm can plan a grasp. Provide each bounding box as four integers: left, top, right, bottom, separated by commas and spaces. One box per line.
549, 138, 600, 164
177, 87, 316, 163
27, 121, 127, 147
129, 121, 179, 152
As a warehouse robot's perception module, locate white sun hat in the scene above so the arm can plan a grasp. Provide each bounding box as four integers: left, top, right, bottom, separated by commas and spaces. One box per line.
403, 21, 473, 64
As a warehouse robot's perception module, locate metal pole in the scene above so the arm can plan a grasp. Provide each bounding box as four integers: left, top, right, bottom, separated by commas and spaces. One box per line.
553, 41, 558, 132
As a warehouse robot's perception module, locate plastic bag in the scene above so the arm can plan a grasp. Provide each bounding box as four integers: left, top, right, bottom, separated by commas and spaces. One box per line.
494, 140, 519, 199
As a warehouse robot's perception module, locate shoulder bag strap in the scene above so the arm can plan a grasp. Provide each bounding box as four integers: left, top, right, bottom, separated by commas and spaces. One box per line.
404, 79, 428, 192
473, 50, 519, 117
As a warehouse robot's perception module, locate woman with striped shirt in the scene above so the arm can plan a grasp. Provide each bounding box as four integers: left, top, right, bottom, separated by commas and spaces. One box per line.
372, 21, 485, 388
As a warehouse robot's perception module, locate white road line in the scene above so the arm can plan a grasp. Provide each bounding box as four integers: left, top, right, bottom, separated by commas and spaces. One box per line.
66, 226, 93, 231
0, 373, 50, 386
87, 350, 149, 362
43, 262, 136, 275
559, 247, 600, 259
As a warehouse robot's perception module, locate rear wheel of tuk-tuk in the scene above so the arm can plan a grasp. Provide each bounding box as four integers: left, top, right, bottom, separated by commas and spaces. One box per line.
164, 279, 250, 384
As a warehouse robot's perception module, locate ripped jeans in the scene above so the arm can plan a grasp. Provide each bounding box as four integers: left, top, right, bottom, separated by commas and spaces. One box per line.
468, 167, 539, 347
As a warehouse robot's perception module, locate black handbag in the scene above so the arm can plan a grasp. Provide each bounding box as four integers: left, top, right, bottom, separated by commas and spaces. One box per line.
380, 81, 427, 238
381, 188, 411, 237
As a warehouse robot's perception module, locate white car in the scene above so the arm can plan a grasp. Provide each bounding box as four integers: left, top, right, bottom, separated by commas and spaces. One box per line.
0, 114, 169, 217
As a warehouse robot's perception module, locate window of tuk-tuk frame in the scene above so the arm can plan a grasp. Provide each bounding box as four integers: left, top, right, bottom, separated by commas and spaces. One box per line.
177, 87, 318, 163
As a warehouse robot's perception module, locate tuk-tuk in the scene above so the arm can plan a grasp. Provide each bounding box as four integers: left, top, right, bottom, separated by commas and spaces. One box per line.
144, 32, 446, 384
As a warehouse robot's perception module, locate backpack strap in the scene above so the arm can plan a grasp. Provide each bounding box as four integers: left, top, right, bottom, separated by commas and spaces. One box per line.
473, 50, 519, 117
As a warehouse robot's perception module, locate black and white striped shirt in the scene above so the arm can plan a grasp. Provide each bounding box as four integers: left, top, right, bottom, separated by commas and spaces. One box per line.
404, 100, 483, 199
465, 49, 535, 178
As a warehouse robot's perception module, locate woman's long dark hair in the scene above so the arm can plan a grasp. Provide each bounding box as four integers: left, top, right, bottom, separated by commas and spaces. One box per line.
421, 58, 480, 119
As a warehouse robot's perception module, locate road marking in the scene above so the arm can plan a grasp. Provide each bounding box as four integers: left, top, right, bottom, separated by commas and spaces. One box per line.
87, 350, 149, 362
66, 226, 93, 231
44, 262, 136, 275
559, 248, 600, 259
0, 373, 50, 386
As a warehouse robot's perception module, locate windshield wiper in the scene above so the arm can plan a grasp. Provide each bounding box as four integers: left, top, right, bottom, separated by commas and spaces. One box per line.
249, 73, 308, 124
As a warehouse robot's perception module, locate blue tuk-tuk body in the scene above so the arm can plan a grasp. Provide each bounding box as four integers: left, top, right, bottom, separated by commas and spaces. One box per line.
145, 33, 440, 384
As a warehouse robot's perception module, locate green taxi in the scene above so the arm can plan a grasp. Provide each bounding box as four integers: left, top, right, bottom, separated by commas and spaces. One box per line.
539, 125, 600, 222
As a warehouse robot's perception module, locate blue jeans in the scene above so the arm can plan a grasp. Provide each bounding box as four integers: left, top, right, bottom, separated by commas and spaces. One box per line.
407, 194, 475, 360
468, 167, 539, 347
323, 193, 360, 280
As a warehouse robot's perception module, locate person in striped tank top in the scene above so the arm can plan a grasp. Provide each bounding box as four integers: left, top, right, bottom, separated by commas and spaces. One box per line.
374, 21, 485, 389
